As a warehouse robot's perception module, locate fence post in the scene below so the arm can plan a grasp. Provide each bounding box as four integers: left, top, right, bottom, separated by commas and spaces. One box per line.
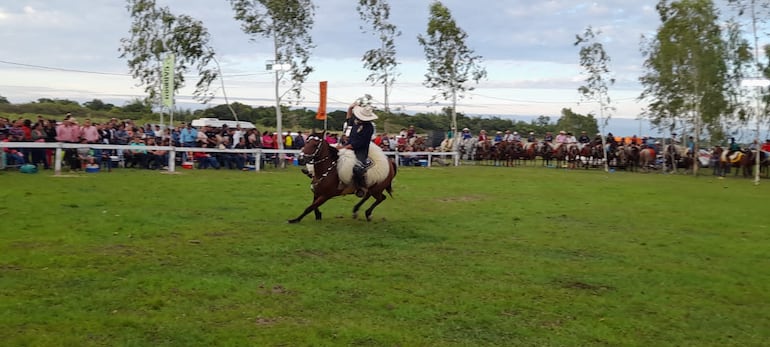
255, 151, 262, 172
168, 147, 176, 172
427, 153, 432, 167
54, 145, 63, 175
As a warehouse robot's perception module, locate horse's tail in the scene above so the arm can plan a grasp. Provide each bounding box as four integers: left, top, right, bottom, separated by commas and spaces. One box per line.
385, 159, 397, 198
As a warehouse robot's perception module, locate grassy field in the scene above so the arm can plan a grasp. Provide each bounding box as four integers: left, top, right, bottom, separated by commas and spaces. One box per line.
1, 166, 768, 346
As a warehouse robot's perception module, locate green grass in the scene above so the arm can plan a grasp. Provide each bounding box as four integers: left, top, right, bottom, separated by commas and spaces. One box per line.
1, 166, 768, 346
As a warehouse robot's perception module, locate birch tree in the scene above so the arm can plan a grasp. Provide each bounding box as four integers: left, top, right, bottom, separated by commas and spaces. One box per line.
417, 1, 486, 140
230, 0, 315, 152
575, 26, 614, 172
357, 0, 400, 113
119, 0, 218, 108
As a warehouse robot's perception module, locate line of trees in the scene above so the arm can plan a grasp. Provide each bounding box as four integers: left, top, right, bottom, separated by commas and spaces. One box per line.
0, 96, 599, 141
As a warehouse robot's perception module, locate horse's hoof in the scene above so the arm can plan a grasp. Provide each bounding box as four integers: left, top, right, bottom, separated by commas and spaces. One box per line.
287, 219, 299, 224
352, 212, 359, 220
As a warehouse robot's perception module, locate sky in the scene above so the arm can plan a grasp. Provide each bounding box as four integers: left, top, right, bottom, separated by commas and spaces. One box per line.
0, 1, 765, 137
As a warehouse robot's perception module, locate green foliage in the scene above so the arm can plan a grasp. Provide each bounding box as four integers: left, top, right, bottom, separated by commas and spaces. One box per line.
0, 95, 10, 104
1, 168, 768, 346
417, 1, 486, 133
119, 0, 218, 105
230, 0, 315, 103
555, 108, 599, 135
639, 0, 739, 134
575, 26, 615, 126
357, 0, 401, 112
83, 99, 115, 111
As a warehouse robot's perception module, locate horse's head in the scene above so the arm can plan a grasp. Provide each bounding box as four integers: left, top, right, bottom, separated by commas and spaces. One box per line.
299, 132, 332, 165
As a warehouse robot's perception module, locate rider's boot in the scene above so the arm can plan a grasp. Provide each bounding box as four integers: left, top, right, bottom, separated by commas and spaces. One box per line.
353, 162, 368, 197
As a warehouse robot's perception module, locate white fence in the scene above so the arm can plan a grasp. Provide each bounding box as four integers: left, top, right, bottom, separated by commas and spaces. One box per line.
0, 142, 460, 175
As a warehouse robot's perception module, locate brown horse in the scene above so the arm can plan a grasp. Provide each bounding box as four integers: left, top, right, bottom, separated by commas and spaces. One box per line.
719, 148, 752, 177
288, 132, 397, 223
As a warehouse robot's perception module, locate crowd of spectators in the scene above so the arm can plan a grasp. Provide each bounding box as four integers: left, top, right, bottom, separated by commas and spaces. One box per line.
1, 115, 450, 171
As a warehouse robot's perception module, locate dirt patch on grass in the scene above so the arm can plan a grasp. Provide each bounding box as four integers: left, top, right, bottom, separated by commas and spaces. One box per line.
436, 195, 484, 203
556, 279, 614, 295
96, 244, 136, 256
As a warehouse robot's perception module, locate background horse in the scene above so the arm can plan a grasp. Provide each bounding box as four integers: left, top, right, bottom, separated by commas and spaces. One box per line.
720, 149, 758, 178
289, 132, 397, 223
639, 147, 656, 172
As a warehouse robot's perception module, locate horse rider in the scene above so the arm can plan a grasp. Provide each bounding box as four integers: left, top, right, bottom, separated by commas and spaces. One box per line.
526, 131, 536, 143
493, 131, 504, 144
478, 130, 489, 145
543, 131, 554, 143
605, 132, 617, 154
578, 131, 591, 148
512, 131, 521, 142
727, 137, 740, 157
502, 130, 515, 142
461, 127, 472, 140
343, 100, 378, 197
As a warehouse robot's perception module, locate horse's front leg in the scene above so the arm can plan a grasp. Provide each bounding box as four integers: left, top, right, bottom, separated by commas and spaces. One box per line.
352, 193, 371, 219
288, 195, 331, 223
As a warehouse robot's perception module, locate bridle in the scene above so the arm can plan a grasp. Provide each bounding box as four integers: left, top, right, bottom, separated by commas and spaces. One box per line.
302, 135, 328, 165
302, 135, 338, 184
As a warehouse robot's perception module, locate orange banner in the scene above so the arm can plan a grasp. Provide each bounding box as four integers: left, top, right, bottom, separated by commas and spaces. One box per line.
316, 81, 327, 120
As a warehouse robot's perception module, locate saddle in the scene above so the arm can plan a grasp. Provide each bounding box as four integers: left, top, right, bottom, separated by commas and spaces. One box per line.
721, 150, 743, 163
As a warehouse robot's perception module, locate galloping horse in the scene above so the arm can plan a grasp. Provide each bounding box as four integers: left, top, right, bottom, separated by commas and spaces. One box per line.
288, 132, 397, 223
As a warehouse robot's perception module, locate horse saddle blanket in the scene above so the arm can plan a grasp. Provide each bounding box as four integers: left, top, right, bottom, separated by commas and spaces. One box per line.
722, 151, 743, 163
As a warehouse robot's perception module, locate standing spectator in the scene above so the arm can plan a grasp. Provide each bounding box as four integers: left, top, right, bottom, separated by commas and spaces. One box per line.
294, 130, 305, 150
56, 115, 81, 170
406, 125, 416, 139
30, 122, 48, 169
0, 117, 9, 141
180, 122, 197, 148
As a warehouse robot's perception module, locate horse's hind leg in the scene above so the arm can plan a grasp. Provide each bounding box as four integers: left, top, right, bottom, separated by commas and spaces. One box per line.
364, 193, 387, 222
352, 194, 371, 219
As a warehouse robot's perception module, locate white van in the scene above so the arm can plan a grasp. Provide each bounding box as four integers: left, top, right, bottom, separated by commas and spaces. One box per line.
190, 118, 256, 129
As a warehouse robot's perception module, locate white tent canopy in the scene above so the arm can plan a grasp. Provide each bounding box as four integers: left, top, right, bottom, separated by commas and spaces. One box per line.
190, 118, 256, 129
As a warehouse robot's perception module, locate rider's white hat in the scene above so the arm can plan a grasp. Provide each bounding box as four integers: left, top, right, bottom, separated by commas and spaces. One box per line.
353, 105, 378, 121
